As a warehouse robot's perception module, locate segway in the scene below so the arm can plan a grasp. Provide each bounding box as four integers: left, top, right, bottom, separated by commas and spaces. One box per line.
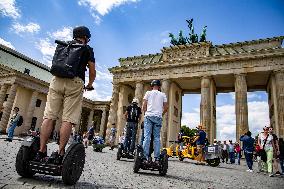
133, 131, 168, 176
116, 143, 134, 160
15, 130, 85, 185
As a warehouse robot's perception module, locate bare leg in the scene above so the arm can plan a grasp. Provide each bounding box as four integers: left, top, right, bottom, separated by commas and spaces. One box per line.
39, 119, 55, 152
58, 122, 72, 156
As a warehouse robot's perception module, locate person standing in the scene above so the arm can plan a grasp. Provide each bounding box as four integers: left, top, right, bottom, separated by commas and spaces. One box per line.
240, 131, 255, 172
123, 98, 142, 155
177, 129, 185, 153
221, 141, 229, 163
109, 124, 117, 150
34, 26, 96, 164
228, 140, 235, 164
279, 138, 284, 174
258, 127, 275, 177
192, 125, 207, 165
5, 107, 21, 142
234, 142, 241, 165
142, 80, 168, 164
269, 126, 281, 175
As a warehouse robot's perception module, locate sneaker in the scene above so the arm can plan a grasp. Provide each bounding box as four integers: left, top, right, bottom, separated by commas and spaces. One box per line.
34, 151, 47, 162
249, 169, 253, 173
4, 138, 12, 142
269, 173, 274, 177
51, 152, 64, 165
275, 171, 281, 176
246, 169, 251, 172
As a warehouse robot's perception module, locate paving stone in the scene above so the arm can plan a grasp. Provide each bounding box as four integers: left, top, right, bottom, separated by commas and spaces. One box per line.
0, 136, 284, 189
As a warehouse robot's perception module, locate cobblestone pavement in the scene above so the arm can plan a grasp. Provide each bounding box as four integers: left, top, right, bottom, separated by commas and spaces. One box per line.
0, 136, 283, 189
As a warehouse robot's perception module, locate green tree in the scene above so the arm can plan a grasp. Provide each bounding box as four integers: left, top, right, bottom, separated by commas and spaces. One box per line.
180, 125, 197, 137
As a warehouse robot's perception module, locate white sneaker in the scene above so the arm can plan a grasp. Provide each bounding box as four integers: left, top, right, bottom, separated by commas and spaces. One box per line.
249, 169, 253, 173
246, 169, 251, 172
269, 173, 274, 177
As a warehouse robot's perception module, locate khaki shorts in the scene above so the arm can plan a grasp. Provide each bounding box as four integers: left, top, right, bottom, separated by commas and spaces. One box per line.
43, 76, 84, 125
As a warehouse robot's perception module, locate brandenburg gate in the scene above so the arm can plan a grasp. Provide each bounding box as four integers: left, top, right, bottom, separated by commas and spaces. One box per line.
106, 36, 284, 146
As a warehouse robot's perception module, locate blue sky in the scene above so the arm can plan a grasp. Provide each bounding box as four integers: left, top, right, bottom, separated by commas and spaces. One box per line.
0, 0, 283, 141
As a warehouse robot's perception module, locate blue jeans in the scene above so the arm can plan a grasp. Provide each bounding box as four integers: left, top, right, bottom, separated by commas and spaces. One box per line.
244, 151, 253, 170
229, 152, 235, 163
236, 153, 241, 165
143, 116, 162, 160
140, 129, 144, 146
123, 122, 137, 153
7, 122, 17, 139
280, 159, 284, 174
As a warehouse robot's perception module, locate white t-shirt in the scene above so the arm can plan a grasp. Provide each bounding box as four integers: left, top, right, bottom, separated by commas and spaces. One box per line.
143, 89, 167, 118
259, 133, 273, 150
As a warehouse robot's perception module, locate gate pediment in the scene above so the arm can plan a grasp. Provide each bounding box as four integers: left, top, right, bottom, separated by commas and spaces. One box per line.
161, 42, 211, 61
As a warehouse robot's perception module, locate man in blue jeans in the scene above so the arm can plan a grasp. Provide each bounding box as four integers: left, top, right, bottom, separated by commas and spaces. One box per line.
5, 107, 20, 142
142, 80, 168, 164
240, 131, 255, 172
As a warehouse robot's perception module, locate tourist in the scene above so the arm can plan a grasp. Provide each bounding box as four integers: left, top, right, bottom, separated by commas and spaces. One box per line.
279, 138, 284, 174
123, 98, 142, 155
221, 141, 229, 163
177, 129, 185, 153
213, 139, 218, 145
234, 142, 241, 165
34, 26, 96, 164
258, 126, 275, 177
228, 140, 235, 164
109, 124, 117, 150
269, 126, 281, 176
240, 131, 255, 172
142, 79, 168, 164
5, 107, 21, 142
87, 125, 95, 143
83, 133, 88, 148
192, 125, 207, 165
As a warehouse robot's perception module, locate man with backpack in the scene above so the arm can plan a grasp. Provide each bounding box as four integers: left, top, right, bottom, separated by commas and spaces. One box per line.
34, 26, 96, 164
123, 98, 142, 155
5, 107, 22, 142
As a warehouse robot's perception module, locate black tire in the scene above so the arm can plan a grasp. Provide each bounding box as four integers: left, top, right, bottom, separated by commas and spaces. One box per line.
159, 150, 168, 176
207, 158, 220, 167
133, 149, 142, 173
178, 155, 184, 161
117, 147, 122, 160
62, 143, 85, 185
15, 146, 35, 177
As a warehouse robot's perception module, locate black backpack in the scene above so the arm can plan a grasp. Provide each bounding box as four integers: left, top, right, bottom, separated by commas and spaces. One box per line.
50, 40, 86, 78
128, 105, 139, 122
17, 116, 23, 127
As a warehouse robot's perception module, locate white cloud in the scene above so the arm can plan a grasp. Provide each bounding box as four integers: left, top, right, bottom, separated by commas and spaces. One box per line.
78, 0, 139, 24
0, 0, 20, 19
0, 37, 15, 49
35, 38, 56, 67
12, 22, 40, 34
181, 101, 269, 142
160, 30, 170, 45
49, 26, 73, 41
83, 82, 112, 101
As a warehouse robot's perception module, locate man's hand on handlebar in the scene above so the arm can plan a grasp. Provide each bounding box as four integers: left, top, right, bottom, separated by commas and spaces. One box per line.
84, 83, 94, 91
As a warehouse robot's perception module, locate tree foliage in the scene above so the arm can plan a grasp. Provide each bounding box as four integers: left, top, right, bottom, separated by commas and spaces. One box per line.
180, 125, 197, 137
169, 18, 207, 46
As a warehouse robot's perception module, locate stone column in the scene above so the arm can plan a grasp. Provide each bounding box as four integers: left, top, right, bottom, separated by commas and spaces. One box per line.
201, 77, 211, 138
23, 90, 38, 132
235, 74, 249, 141
87, 109, 94, 129
0, 84, 9, 111
275, 71, 284, 138
99, 109, 107, 137
161, 79, 171, 147
105, 84, 119, 143
210, 79, 216, 144
134, 81, 144, 142
0, 84, 18, 131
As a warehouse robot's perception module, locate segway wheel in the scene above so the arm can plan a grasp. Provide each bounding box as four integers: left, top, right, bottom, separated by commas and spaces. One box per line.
117, 147, 122, 160
62, 143, 85, 185
15, 146, 35, 177
159, 149, 168, 176
133, 155, 141, 173
207, 158, 220, 167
